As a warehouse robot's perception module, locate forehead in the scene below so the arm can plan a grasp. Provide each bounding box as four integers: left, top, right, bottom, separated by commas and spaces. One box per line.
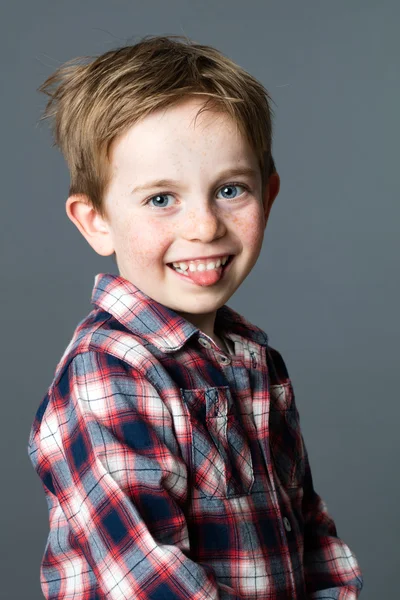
109, 98, 256, 173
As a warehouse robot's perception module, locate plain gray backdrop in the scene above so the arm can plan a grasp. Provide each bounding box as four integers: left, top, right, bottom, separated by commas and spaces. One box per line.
1, 1, 399, 598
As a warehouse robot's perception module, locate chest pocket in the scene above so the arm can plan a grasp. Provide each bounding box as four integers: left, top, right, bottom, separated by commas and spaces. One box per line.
269, 382, 305, 491
180, 386, 255, 499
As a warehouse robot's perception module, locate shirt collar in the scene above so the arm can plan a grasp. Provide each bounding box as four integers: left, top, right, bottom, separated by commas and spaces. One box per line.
91, 272, 269, 353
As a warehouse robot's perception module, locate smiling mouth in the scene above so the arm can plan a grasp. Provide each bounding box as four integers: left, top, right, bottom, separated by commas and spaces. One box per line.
167, 255, 234, 273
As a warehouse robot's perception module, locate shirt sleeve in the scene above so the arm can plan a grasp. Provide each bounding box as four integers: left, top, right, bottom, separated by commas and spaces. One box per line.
28, 351, 244, 600
291, 387, 364, 598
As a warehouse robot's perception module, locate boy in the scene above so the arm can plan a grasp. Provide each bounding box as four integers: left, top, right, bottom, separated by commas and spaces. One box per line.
27, 35, 363, 599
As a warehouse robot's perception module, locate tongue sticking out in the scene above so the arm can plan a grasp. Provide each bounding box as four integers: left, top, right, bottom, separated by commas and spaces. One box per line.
186, 265, 224, 286
172, 263, 225, 287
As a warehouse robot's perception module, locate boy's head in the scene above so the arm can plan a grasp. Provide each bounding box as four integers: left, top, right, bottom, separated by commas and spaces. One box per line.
39, 34, 280, 336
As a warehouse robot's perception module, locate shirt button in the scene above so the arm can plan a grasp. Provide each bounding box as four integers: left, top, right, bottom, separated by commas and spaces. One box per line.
218, 354, 231, 365
283, 517, 292, 532
199, 338, 211, 348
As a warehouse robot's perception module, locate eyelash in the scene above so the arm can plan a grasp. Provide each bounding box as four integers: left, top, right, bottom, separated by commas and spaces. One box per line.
143, 182, 250, 210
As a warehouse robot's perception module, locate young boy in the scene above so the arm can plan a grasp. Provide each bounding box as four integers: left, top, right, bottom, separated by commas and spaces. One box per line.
27, 35, 363, 599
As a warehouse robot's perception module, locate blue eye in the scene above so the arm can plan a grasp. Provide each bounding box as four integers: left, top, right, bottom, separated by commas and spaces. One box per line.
146, 193, 173, 209
144, 182, 248, 210
217, 183, 247, 200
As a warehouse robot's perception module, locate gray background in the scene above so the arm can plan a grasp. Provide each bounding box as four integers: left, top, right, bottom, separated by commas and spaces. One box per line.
1, 1, 398, 598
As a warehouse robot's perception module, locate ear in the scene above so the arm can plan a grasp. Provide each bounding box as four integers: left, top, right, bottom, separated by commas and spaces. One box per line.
65, 194, 115, 257
262, 171, 280, 228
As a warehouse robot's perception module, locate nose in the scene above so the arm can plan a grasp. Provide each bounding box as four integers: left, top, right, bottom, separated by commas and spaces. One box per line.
181, 201, 226, 242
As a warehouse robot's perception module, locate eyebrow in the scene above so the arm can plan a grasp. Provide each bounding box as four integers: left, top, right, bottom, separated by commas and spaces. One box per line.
131, 166, 259, 194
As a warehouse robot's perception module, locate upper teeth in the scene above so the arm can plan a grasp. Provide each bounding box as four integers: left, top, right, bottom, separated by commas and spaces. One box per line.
172, 255, 230, 272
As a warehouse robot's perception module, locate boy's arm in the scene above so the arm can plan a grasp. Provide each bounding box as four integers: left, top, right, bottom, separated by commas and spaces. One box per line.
301, 444, 363, 599
28, 351, 244, 600
272, 349, 363, 599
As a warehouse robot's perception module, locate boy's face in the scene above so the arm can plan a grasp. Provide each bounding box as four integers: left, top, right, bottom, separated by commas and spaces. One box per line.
66, 97, 280, 340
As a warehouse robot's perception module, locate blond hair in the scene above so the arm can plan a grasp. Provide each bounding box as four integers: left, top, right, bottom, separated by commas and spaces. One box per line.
38, 34, 276, 224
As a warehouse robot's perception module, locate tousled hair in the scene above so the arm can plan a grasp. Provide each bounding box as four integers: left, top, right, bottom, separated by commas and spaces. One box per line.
38, 33, 277, 231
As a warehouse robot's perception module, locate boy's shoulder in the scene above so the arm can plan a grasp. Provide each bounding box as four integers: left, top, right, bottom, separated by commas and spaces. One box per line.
47, 271, 289, 398
28, 272, 293, 454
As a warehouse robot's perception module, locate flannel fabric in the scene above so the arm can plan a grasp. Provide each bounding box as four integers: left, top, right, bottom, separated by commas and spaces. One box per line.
27, 272, 363, 599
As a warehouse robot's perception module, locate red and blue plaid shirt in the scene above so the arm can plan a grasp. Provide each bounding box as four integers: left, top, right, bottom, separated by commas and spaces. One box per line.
27, 272, 363, 599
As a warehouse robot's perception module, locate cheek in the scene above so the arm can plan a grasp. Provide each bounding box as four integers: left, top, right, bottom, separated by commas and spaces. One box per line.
232, 204, 265, 250
117, 219, 173, 268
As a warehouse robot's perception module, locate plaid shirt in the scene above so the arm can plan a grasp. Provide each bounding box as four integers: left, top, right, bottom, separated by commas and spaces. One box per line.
27, 272, 363, 600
